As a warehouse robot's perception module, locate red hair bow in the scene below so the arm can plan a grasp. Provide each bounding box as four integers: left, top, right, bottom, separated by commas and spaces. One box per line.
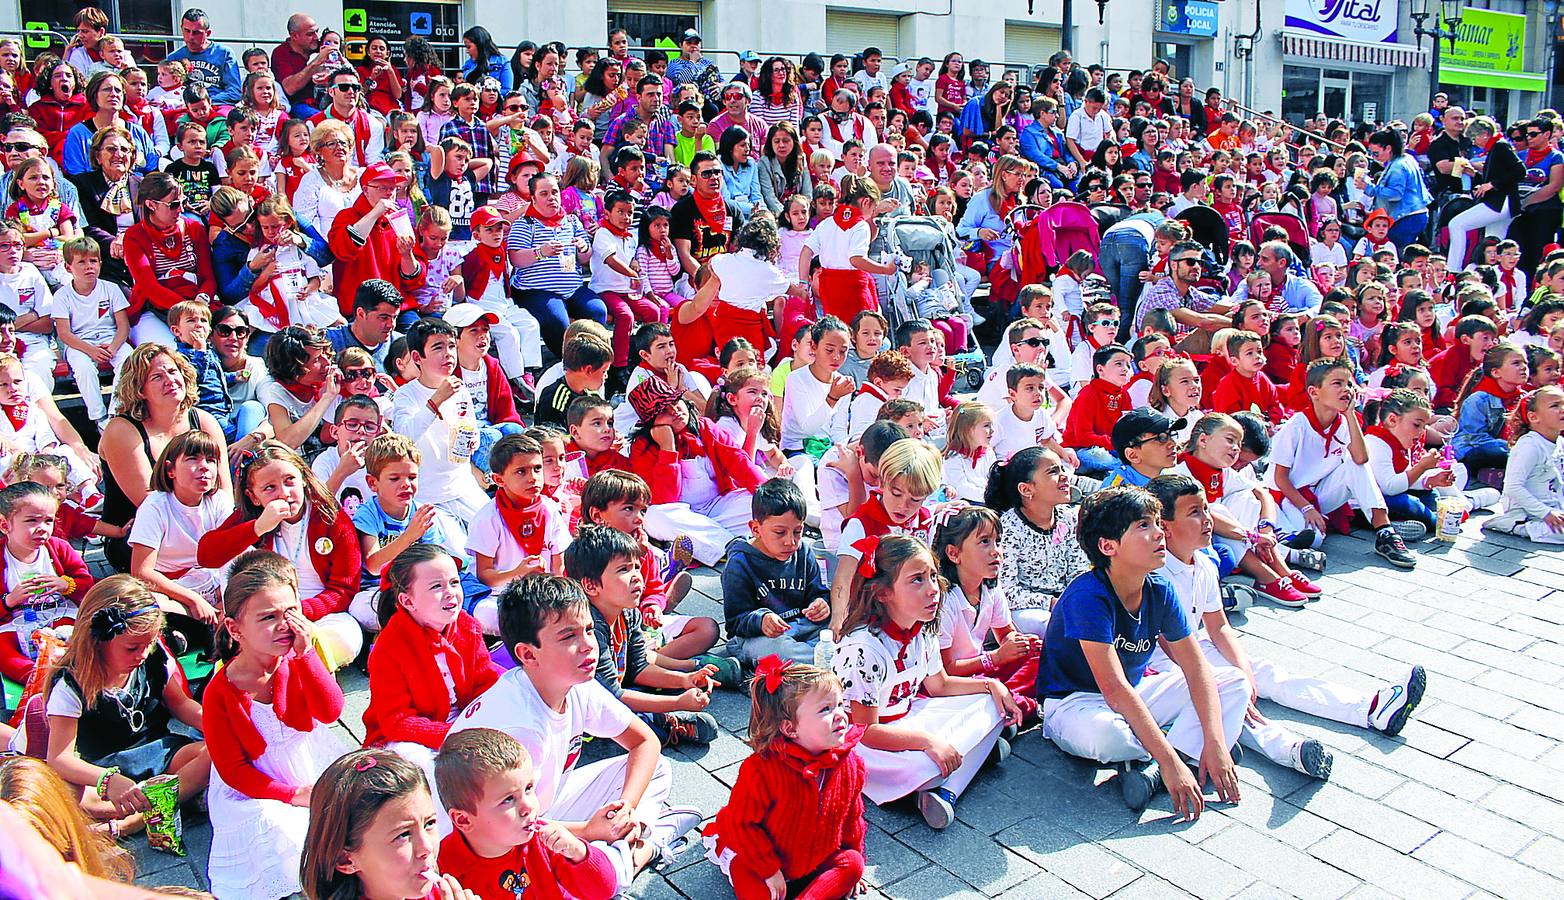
852, 536, 881, 579
755, 655, 792, 693
1384, 362, 1404, 379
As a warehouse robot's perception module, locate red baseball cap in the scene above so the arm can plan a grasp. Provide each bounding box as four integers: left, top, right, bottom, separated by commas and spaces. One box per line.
361, 161, 409, 187
471, 206, 507, 231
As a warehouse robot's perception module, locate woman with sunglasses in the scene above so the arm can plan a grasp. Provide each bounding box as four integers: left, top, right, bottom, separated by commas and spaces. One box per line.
212, 306, 272, 422
120, 171, 215, 346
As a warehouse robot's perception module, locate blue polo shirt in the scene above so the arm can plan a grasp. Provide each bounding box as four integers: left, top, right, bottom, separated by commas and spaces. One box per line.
1039, 569, 1191, 699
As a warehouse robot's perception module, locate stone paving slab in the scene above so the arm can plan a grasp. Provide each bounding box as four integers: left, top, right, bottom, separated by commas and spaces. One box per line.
131, 514, 1564, 899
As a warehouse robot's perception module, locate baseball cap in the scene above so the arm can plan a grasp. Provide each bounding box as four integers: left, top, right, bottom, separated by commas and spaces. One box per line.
680, 28, 701, 43
360, 161, 408, 186
738, 50, 759, 62
1111, 407, 1174, 458
471, 206, 507, 231
445, 304, 501, 330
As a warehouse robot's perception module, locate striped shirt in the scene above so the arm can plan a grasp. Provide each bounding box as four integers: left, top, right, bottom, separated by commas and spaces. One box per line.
506, 215, 590, 296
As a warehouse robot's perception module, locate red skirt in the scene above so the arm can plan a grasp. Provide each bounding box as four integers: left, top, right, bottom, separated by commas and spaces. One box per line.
817, 267, 878, 323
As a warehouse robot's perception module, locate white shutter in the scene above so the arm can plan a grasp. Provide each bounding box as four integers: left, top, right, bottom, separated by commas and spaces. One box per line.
1004, 22, 1062, 70
608, 0, 702, 15
824, 10, 900, 58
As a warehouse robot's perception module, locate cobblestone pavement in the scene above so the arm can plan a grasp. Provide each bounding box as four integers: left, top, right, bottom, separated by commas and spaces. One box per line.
132, 513, 1564, 899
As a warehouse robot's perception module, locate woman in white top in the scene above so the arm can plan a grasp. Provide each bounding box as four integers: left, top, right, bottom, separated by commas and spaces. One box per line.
290, 120, 362, 239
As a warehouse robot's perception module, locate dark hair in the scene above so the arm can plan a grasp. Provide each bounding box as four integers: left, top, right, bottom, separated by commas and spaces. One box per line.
354, 278, 402, 314
932, 505, 1002, 587
1453, 314, 1499, 341
1144, 474, 1201, 522
717, 126, 750, 168
406, 316, 457, 355
374, 544, 457, 627
1077, 486, 1162, 570
0, 480, 53, 517
810, 315, 850, 344
860, 421, 910, 464
497, 573, 589, 652
1230, 410, 1271, 457
1521, 297, 1564, 336
263, 325, 332, 383
489, 433, 541, 477
637, 204, 671, 249
983, 445, 1050, 513
1368, 127, 1404, 157
1092, 343, 1131, 372
462, 26, 502, 70
563, 523, 643, 584
1006, 361, 1046, 391
894, 318, 933, 349
752, 477, 806, 522
565, 394, 613, 428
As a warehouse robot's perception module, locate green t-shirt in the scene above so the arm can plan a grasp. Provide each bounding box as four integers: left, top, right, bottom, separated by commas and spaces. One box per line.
673, 132, 716, 168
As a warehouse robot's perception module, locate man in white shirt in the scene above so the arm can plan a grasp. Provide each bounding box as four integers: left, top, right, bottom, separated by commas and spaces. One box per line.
1065, 87, 1113, 168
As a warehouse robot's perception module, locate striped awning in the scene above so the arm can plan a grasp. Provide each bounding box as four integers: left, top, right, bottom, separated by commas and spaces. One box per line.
1281, 30, 1428, 69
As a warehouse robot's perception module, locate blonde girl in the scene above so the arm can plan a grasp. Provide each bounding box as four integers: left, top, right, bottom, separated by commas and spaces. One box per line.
1487, 386, 1564, 543
244, 195, 339, 332
196, 441, 365, 670
559, 154, 603, 231
202, 551, 347, 899
0, 756, 132, 881
41, 576, 209, 837
1150, 357, 1202, 446
941, 401, 996, 503
127, 429, 234, 625
239, 71, 287, 160
833, 535, 1020, 829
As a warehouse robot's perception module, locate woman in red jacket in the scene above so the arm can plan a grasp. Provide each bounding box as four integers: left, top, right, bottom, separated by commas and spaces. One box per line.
197, 441, 364, 670
121, 171, 216, 345
25, 60, 88, 156
361, 545, 499, 760
628, 376, 766, 568
326, 160, 424, 318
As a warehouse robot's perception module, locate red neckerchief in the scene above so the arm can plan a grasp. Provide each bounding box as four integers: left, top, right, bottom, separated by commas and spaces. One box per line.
611, 172, 640, 194
280, 379, 323, 403
999, 194, 1018, 220
1, 401, 27, 431
1365, 425, 1409, 473
523, 203, 565, 228
1475, 376, 1521, 405
145, 217, 188, 264
694, 190, 728, 232
880, 619, 920, 671
850, 491, 932, 540
1526, 146, 1554, 168
647, 236, 674, 261
249, 278, 292, 329
495, 489, 549, 557
467, 244, 506, 298
1500, 266, 1518, 298
856, 381, 887, 401
1303, 402, 1345, 445
1178, 452, 1224, 503
767, 725, 866, 778
833, 204, 864, 230
601, 218, 631, 238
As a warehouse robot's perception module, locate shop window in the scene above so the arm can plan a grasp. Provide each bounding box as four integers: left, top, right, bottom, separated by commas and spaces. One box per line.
1282, 65, 1320, 125
609, 0, 701, 51
20, 0, 173, 62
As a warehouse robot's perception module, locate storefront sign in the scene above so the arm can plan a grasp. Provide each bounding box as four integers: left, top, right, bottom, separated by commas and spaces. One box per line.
1158, 0, 1219, 38
1440, 8, 1545, 92
1284, 0, 1397, 45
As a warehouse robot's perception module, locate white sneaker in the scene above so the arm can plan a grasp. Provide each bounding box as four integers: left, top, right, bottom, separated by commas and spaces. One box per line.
646, 805, 703, 862
1366, 666, 1427, 736
1463, 487, 1502, 511
917, 788, 956, 829
1293, 739, 1333, 780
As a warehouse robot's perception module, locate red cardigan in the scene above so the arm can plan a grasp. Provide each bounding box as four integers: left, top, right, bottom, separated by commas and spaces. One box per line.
121, 218, 217, 320
201, 651, 344, 803
326, 194, 426, 317
1264, 342, 1298, 385
1062, 379, 1127, 452
197, 507, 361, 620
362, 607, 499, 749
1428, 344, 1478, 409
477, 355, 522, 426
628, 417, 767, 506
1211, 369, 1286, 426
0, 538, 94, 682
709, 726, 867, 882
27, 95, 89, 154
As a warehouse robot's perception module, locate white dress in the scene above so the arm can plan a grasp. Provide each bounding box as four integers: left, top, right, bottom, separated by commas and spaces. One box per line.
206, 701, 349, 900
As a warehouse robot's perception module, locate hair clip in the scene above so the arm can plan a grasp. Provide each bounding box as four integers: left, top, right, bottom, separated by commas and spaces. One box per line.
755, 655, 792, 693
930, 502, 970, 532
230, 446, 260, 481
1314, 319, 1334, 332
89, 605, 154, 643
852, 536, 881, 579
354, 755, 379, 772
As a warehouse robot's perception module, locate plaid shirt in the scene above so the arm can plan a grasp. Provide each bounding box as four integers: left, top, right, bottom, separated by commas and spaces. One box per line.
1134, 275, 1218, 336
440, 114, 498, 193
604, 108, 677, 159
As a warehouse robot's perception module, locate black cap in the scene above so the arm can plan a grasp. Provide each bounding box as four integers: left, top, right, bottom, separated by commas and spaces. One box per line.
1111, 407, 1174, 457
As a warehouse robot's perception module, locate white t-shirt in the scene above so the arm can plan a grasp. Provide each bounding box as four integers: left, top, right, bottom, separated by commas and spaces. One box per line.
459, 363, 490, 424
127, 491, 236, 574
50, 279, 127, 344
781, 365, 849, 450
803, 219, 870, 269
1065, 107, 1113, 155
817, 446, 852, 554
1310, 240, 1349, 269
448, 668, 635, 813
909, 77, 938, 114
0, 264, 50, 318
993, 402, 1057, 461
1264, 411, 1351, 493
467, 498, 571, 572
389, 380, 488, 511
588, 228, 639, 294
1157, 550, 1222, 639
833, 626, 941, 722
311, 447, 373, 518
938, 582, 1012, 660
847, 390, 886, 443
709, 250, 792, 312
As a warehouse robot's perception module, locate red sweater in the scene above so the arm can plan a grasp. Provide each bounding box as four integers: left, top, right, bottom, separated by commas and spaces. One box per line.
1427, 344, 1478, 409
628, 417, 767, 506
362, 607, 499, 749
197, 507, 362, 620
709, 727, 867, 882
474, 355, 522, 426
1062, 378, 1128, 452
1200, 354, 1232, 408
121, 218, 218, 320
1211, 369, 1285, 425
201, 652, 344, 803
326, 194, 426, 317
438, 829, 616, 900
0, 539, 94, 682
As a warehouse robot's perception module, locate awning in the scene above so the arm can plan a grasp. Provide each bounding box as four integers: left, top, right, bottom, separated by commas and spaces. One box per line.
1440, 65, 1547, 93
1281, 31, 1428, 69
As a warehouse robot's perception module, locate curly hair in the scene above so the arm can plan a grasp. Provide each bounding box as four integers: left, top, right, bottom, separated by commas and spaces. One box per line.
114, 344, 198, 422
733, 211, 781, 263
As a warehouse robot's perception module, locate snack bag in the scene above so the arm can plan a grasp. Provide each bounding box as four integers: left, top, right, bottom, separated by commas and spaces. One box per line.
141, 774, 185, 856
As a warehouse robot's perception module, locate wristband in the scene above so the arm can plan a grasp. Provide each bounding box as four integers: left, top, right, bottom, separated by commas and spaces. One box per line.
1301, 504, 1317, 514
96, 766, 120, 796
59, 576, 75, 597
980, 651, 996, 674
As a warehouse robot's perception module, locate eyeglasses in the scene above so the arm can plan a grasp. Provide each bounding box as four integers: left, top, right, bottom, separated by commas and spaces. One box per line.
1527, 131, 1546, 138
318, 139, 349, 150
1173, 257, 1202, 266
342, 367, 375, 380
150, 196, 185, 209
1128, 432, 1174, 448
0, 241, 22, 252
1, 142, 44, 153
214, 323, 250, 337
1091, 319, 1120, 328
338, 419, 382, 435
697, 169, 722, 180
334, 82, 363, 92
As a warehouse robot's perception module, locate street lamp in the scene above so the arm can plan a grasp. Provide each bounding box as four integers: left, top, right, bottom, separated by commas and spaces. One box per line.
1411, 0, 1462, 111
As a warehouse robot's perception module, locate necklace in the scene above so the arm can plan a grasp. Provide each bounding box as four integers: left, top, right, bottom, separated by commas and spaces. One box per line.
321, 165, 356, 193
106, 668, 148, 734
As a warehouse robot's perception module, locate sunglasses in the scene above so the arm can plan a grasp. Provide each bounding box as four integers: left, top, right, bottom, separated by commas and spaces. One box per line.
334, 82, 363, 92
151, 196, 185, 209
1091, 319, 1120, 328
1173, 257, 1202, 265
697, 169, 722, 180
1128, 432, 1174, 448
1528, 131, 1546, 138
1014, 337, 1047, 348
342, 367, 375, 380
1, 142, 45, 153
214, 323, 250, 337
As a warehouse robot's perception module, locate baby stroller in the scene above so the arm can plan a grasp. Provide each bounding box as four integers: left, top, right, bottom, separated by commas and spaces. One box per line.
1249, 212, 1312, 267
1034, 201, 1103, 275
874, 214, 981, 353
1176, 205, 1232, 290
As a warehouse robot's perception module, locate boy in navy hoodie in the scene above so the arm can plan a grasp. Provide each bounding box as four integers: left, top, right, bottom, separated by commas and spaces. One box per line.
721, 478, 831, 666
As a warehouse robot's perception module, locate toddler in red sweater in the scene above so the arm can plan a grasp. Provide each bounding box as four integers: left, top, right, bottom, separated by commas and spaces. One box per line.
1211, 330, 1286, 426
436, 727, 617, 900
705, 657, 867, 900
1062, 343, 1134, 477
362, 545, 500, 761
201, 550, 347, 899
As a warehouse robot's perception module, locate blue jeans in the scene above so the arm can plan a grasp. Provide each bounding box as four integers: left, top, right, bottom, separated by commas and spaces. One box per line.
1384, 490, 1437, 531
1074, 446, 1117, 478
474, 422, 526, 475
1202, 541, 1239, 577
513, 284, 608, 355
726, 618, 827, 666
233, 400, 267, 440
1388, 210, 1429, 251
1097, 231, 1149, 343
289, 101, 322, 118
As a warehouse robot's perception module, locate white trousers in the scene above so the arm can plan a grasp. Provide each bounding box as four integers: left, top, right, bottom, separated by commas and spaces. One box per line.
1446, 198, 1512, 272
15, 334, 54, 392
130, 312, 176, 347
1042, 663, 1249, 764
1012, 608, 1051, 639
310, 611, 364, 672
550, 754, 674, 890
857, 693, 1004, 805
1147, 640, 1369, 769
476, 301, 544, 375
1275, 458, 1387, 533
348, 588, 381, 634
61, 342, 132, 424
644, 491, 753, 566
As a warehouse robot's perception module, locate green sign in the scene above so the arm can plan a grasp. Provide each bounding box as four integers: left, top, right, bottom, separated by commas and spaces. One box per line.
1440, 8, 1545, 93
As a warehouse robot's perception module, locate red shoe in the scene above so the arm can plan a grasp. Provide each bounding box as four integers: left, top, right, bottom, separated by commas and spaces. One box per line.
1259, 577, 1309, 608
1287, 572, 1323, 596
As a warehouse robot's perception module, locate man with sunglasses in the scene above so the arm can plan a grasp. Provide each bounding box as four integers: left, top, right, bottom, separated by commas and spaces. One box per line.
976, 317, 1054, 411
1132, 240, 1228, 338
669, 150, 745, 279
310, 67, 386, 166
166, 7, 242, 105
